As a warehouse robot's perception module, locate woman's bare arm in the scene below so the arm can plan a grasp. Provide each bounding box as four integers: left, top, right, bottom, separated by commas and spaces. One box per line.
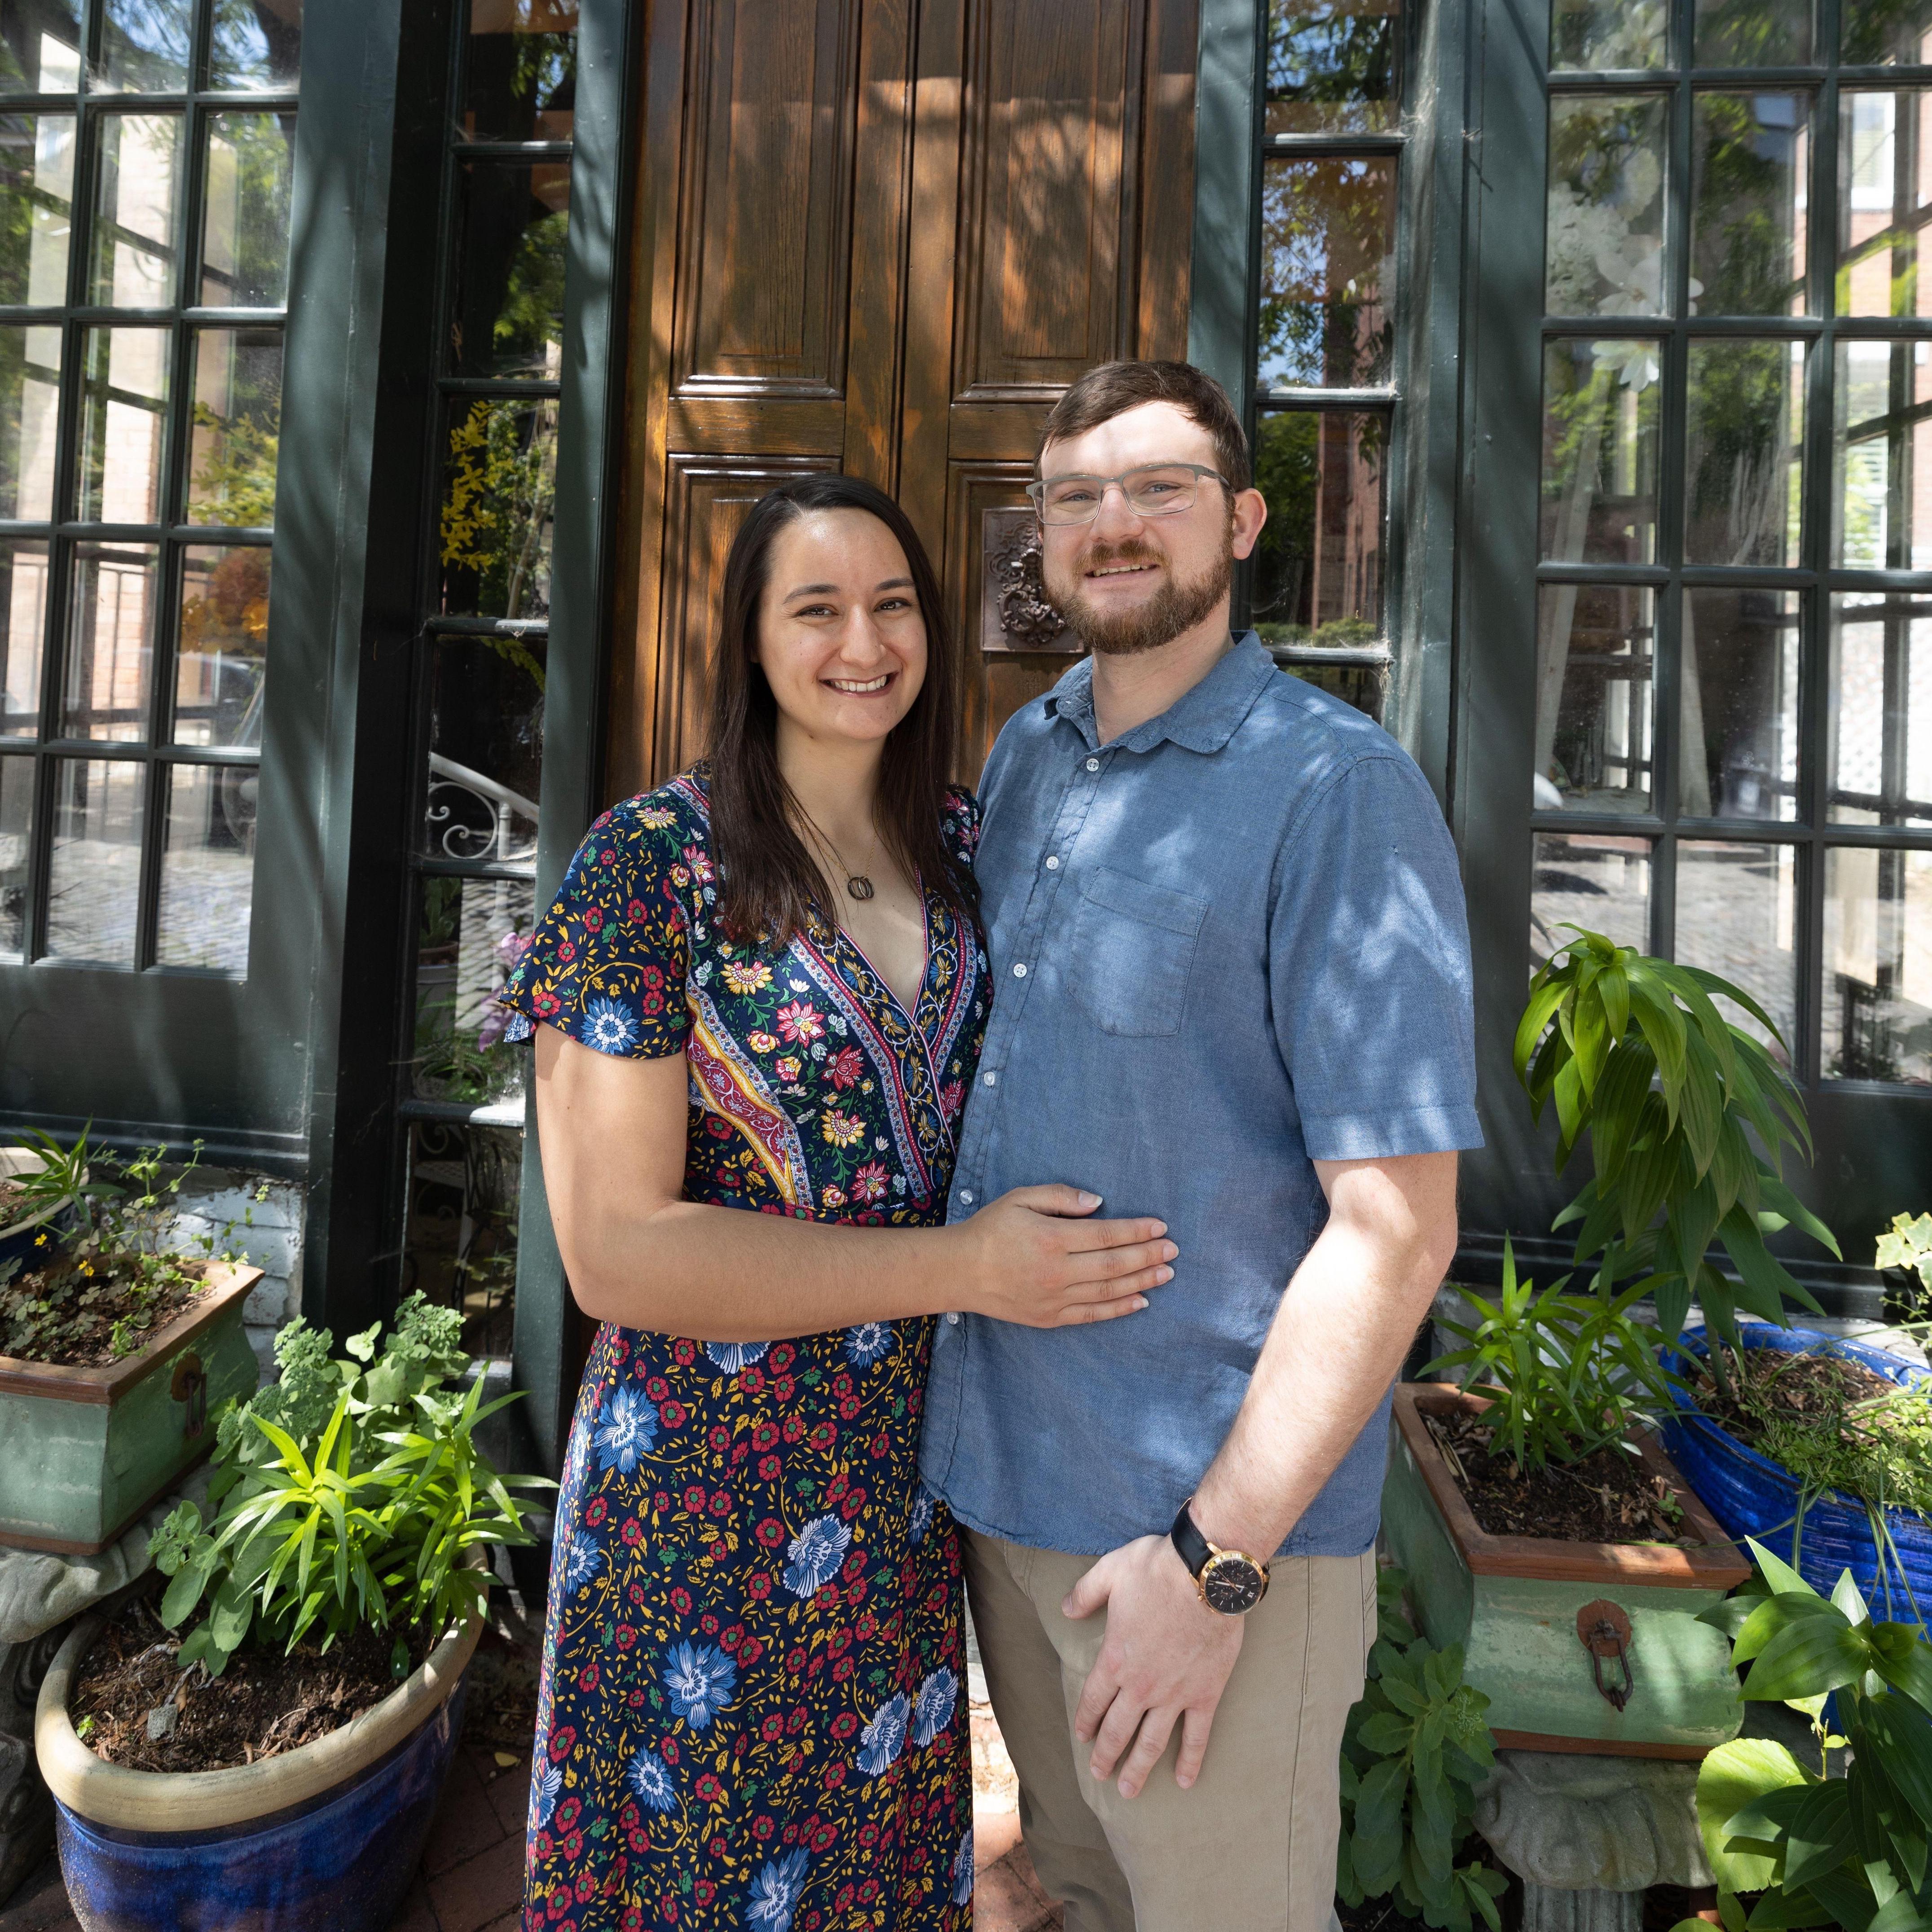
534, 1025, 1176, 1340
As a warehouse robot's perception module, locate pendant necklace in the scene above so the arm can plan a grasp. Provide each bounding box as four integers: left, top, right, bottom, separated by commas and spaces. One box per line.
798, 808, 880, 903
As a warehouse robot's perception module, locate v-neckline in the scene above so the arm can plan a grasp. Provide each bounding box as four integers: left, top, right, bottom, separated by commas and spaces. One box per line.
830, 877, 937, 1032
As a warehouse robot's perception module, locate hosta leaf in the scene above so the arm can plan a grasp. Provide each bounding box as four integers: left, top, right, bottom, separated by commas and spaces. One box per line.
1743, 1610, 1869, 1702
1699, 1738, 1809, 1893
1781, 1781, 1856, 1890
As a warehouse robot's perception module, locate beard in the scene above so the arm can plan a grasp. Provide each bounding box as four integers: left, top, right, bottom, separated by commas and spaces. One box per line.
1043, 518, 1235, 657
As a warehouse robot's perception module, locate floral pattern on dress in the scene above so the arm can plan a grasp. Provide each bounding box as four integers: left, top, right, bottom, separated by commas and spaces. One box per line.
501, 769, 987, 1932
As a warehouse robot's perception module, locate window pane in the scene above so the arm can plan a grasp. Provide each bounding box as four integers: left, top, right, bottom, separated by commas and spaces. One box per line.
1534, 583, 1655, 813
465, 0, 576, 142
452, 160, 569, 379
1692, 93, 1809, 318
439, 396, 556, 619
1546, 96, 1668, 320
77, 325, 167, 524
0, 114, 75, 306
1676, 842, 1799, 1058
45, 756, 142, 965
1532, 831, 1652, 962
1258, 155, 1396, 390
0, 324, 59, 519
425, 637, 544, 861
1683, 589, 1801, 821
1685, 338, 1804, 567
210, 0, 302, 91
156, 760, 252, 970
1278, 659, 1386, 718
1824, 846, 1932, 1083
0, 751, 26, 960
414, 877, 535, 1107
0, 536, 46, 737
89, 111, 180, 307
0, 4, 79, 94
1250, 410, 1386, 643
175, 544, 266, 747
1540, 338, 1661, 564
1552, 0, 1668, 68
1829, 592, 1932, 827
1844, 0, 1932, 62
1264, 0, 1401, 135
405, 1120, 521, 1358
96, 0, 190, 92
200, 111, 295, 308
63, 541, 157, 741
187, 326, 280, 525
1835, 341, 1932, 569
1695, 0, 1813, 64
1838, 91, 1932, 318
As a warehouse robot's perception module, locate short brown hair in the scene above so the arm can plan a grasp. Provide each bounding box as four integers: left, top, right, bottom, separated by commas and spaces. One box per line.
1038, 360, 1251, 493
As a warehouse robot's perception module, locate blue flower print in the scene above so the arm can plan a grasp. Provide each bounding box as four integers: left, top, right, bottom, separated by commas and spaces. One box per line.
913, 1666, 959, 1747
704, 1340, 770, 1373
951, 1827, 974, 1905
783, 1513, 853, 1597
627, 1748, 677, 1814
746, 1848, 811, 1929
584, 996, 640, 1054
662, 1639, 737, 1731
531, 1757, 562, 1829
591, 1382, 659, 1475
909, 1484, 935, 1548
844, 1322, 893, 1366
560, 1531, 603, 1598
857, 1691, 911, 1775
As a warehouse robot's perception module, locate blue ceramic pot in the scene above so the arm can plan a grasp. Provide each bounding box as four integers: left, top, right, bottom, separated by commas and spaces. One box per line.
1659, 1322, 1932, 1618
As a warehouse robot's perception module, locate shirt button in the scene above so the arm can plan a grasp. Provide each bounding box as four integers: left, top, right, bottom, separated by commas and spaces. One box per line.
1086, 757, 1100, 772
960, 1190, 973, 1204
1044, 855, 1060, 870
946, 1312, 961, 1325
983, 1070, 998, 1087
1012, 963, 1027, 978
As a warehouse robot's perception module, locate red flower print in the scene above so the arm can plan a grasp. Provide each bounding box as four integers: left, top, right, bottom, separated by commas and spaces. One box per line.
941, 1079, 964, 1116
548, 1725, 574, 1762
583, 1497, 607, 1527
759, 1454, 781, 1480
752, 1421, 778, 1448
775, 1000, 824, 1044
557, 941, 576, 963
532, 989, 561, 1018
708, 1489, 733, 1517
757, 1518, 786, 1547
580, 1663, 600, 1693
615, 1625, 638, 1651
598, 848, 616, 866
770, 1344, 795, 1370
823, 1762, 846, 1791
669, 1586, 692, 1614
782, 1413, 806, 1443
708, 1424, 730, 1452
620, 1517, 643, 1545
700, 1613, 719, 1635
682, 1485, 704, 1512
661, 1739, 679, 1764
646, 1377, 669, 1401
832, 1655, 855, 1682
626, 898, 647, 924
826, 1045, 864, 1089
772, 1375, 796, 1401
673, 1339, 696, 1366
694, 1882, 715, 1906
838, 1394, 862, 1421
761, 1713, 784, 1739
740, 1365, 765, 1392
695, 1774, 723, 1803
842, 1551, 866, 1582
851, 1161, 889, 1202
583, 908, 603, 933
808, 1422, 836, 1450
660, 1401, 686, 1427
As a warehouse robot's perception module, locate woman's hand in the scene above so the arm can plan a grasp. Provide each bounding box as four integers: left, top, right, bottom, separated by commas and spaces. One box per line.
954, 1186, 1175, 1328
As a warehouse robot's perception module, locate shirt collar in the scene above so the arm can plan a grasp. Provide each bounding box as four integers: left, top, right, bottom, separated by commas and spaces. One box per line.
1042, 632, 1276, 755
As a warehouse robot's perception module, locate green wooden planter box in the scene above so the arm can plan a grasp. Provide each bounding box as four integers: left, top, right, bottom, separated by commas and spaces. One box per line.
1382, 1383, 1750, 1760
0, 1264, 262, 1554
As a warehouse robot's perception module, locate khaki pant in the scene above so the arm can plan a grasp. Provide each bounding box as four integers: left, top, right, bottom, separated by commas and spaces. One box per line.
963, 1526, 1376, 1932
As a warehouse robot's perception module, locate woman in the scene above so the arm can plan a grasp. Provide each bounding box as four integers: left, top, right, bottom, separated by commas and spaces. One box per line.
502, 474, 1176, 1932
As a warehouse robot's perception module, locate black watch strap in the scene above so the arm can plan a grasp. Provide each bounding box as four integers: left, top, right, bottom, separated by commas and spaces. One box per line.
1170, 1500, 1213, 1579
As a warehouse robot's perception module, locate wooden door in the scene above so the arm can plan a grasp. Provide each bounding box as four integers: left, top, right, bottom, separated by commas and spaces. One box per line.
606, 0, 1199, 800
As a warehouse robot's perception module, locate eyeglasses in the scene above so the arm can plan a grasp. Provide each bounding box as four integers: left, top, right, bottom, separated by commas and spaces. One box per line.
1024, 462, 1231, 526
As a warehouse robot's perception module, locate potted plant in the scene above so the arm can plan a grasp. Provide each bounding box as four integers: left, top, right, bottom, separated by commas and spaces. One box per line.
0, 1126, 101, 1272
0, 1137, 263, 1554
34, 1295, 544, 1932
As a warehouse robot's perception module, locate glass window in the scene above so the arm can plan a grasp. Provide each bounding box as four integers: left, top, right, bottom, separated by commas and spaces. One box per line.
199, 110, 293, 307
1258, 154, 1396, 389
185, 326, 280, 524
0, 114, 76, 306
96, 0, 191, 93
1838, 90, 1932, 318
1534, 583, 1656, 813
1532, 831, 1654, 960
1265, 0, 1401, 136
1835, 341, 1932, 571
1694, 0, 1813, 65
0, 751, 27, 959
463, 0, 576, 142
1552, 0, 1668, 68
1823, 846, 1932, 1082
63, 540, 157, 740
174, 544, 267, 746
0, 324, 61, 520
451, 160, 569, 379
1684, 338, 1803, 568
1545, 96, 1670, 320
0, 536, 47, 737
156, 759, 253, 969
438, 396, 557, 620
1676, 840, 1799, 1056
1540, 338, 1662, 564
404, 1120, 522, 1357
76, 325, 167, 523
1830, 592, 1932, 828
209, 0, 301, 92
1683, 588, 1801, 821
1843, 0, 1932, 61
1691, 93, 1809, 319
89, 110, 180, 305
424, 637, 544, 861
1251, 410, 1386, 645
0, 3, 80, 95
45, 755, 142, 964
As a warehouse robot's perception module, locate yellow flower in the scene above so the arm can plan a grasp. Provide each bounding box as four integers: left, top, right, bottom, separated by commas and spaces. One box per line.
821, 1111, 865, 1148
722, 959, 772, 995
637, 806, 677, 830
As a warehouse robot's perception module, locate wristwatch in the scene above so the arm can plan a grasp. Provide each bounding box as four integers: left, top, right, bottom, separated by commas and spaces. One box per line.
1169, 1500, 1271, 1615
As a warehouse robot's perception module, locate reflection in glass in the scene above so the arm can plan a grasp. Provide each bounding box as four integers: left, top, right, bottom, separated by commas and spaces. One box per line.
187, 327, 280, 524
0, 3, 79, 93
1259, 155, 1396, 389
45, 757, 142, 965
1279, 660, 1386, 718
63, 542, 156, 741
157, 761, 253, 971
210, 0, 302, 91
414, 877, 535, 1108
425, 637, 544, 861
1534, 584, 1654, 813
1824, 847, 1932, 1083
1532, 832, 1651, 963
1844, 0, 1932, 63
0, 325, 59, 519
1829, 593, 1932, 827
200, 111, 294, 307
1540, 338, 1661, 564
1685, 338, 1804, 567
1264, 0, 1400, 134
0, 115, 75, 306
1552, 0, 1667, 67
89, 111, 179, 307
1251, 411, 1386, 644
465, 0, 576, 142
0, 537, 45, 737
96, 0, 190, 92
1835, 341, 1932, 569
1838, 91, 1932, 318
1683, 590, 1800, 823
1545, 96, 1668, 319
452, 161, 568, 378
1692, 93, 1809, 318
1695, 0, 1813, 64
174, 545, 266, 747
76, 326, 167, 524
0, 752, 26, 960
439, 397, 557, 619
404, 1120, 521, 1358
1677, 843, 1799, 1057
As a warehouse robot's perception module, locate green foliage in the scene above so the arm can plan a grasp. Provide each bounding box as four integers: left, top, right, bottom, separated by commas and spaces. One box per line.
189, 400, 280, 530
1516, 928, 1838, 1384
150, 1295, 548, 1678
0, 1122, 120, 1230
1338, 1568, 1508, 1932
440, 399, 557, 621
1422, 1239, 1687, 1473
1877, 1216, 1932, 1301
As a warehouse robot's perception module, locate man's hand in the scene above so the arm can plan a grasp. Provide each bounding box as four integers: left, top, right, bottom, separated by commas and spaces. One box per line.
1063, 1534, 1244, 1799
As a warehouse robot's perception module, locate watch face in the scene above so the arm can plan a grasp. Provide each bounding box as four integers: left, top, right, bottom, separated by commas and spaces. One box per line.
1201, 1553, 1265, 1615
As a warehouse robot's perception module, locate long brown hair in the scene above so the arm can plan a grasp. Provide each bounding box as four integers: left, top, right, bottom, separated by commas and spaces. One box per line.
706, 474, 975, 949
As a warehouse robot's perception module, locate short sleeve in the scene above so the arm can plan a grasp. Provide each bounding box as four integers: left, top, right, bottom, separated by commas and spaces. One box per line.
940, 786, 982, 871
498, 800, 691, 1059
1269, 754, 1482, 1161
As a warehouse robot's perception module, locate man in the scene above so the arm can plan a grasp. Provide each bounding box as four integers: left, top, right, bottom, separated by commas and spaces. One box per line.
920, 360, 1479, 1931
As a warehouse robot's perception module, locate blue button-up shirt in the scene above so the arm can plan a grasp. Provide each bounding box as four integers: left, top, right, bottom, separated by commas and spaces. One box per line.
920, 635, 1481, 1558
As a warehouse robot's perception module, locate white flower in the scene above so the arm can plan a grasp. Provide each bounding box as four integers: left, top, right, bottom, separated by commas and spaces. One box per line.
844, 1322, 893, 1367
583, 996, 639, 1054
913, 1667, 959, 1747
747, 1849, 810, 1929
857, 1691, 911, 1774
591, 1382, 658, 1474
909, 1487, 935, 1547
1589, 337, 1662, 393
951, 1828, 974, 1904
704, 1340, 770, 1373
627, 1748, 676, 1813
560, 1532, 603, 1597
783, 1514, 852, 1597
530, 1758, 562, 1828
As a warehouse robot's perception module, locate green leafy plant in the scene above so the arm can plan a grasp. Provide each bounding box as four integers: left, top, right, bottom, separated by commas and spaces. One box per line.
1517, 927, 1839, 1388
0, 1122, 121, 1229
1338, 1567, 1508, 1932
1877, 1214, 1932, 1315
1680, 1539, 1932, 1932
150, 1296, 547, 1678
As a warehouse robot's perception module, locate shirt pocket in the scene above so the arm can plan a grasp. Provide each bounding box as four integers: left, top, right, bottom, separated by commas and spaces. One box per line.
1068, 865, 1209, 1037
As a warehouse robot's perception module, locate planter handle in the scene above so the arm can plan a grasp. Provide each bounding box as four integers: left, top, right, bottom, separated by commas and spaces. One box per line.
1576, 1600, 1635, 1712
169, 1352, 207, 1438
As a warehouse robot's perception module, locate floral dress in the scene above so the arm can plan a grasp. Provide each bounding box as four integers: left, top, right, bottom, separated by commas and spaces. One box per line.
500, 768, 987, 1932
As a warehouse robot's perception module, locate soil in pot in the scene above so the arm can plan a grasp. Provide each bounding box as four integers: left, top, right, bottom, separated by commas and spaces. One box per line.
0, 1248, 214, 1367
1691, 1346, 1900, 1439
67, 1592, 439, 1774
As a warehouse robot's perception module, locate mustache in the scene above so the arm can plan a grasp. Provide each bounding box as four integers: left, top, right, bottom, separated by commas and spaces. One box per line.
1074, 540, 1166, 573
